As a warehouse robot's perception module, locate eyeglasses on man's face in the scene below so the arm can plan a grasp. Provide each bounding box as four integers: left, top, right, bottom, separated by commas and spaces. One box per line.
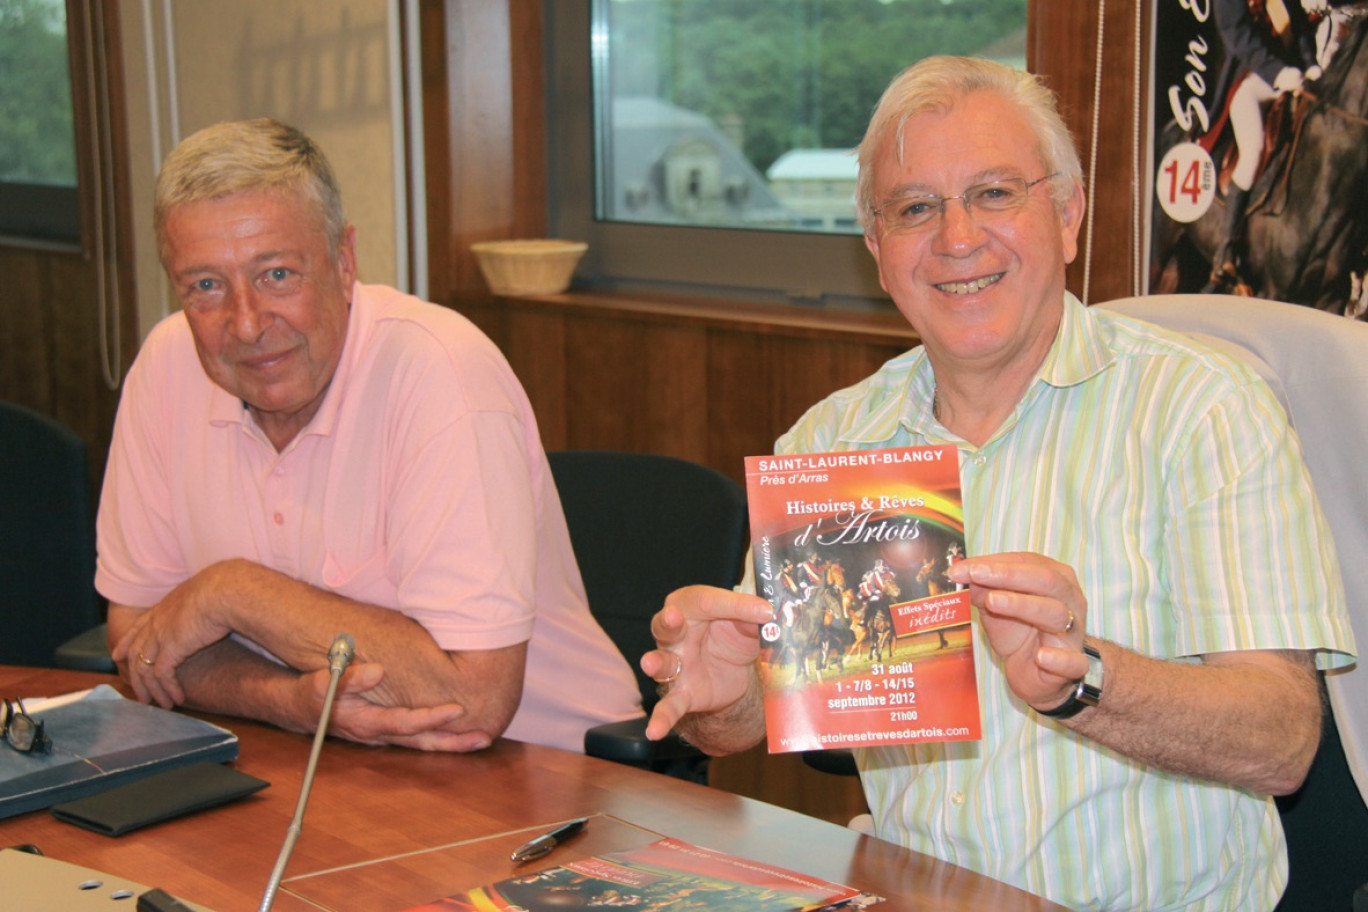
2, 697, 51, 754
873, 173, 1060, 235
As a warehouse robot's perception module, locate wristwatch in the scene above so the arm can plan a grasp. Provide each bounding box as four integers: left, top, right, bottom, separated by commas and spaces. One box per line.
1037, 643, 1104, 719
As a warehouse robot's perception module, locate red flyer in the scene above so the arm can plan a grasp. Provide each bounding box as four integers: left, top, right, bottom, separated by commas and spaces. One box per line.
745, 445, 981, 754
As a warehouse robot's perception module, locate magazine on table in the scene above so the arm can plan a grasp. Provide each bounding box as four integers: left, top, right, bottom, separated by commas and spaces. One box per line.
400, 836, 881, 911
744, 445, 981, 754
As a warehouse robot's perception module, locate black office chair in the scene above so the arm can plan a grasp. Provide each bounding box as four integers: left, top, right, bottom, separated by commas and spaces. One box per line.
53, 620, 114, 672
0, 401, 104, 668
547, 450, 750, 782
1101, 294, 1368, 912
801, 745, 859, 777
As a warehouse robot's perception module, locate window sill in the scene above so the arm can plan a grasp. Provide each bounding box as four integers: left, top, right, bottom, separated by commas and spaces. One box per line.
489, 289, 919, 347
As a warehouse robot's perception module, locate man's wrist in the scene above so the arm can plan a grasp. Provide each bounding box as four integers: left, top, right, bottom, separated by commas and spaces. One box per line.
676, 672, 766, 754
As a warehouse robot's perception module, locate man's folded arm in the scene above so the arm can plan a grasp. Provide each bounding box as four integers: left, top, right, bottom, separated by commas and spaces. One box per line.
106, 562, 527, 750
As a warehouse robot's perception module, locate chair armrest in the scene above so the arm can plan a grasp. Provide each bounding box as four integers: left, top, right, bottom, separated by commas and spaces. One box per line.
584, 716, 701, 765
53, 623, 116, 673
801, 748, 859, 777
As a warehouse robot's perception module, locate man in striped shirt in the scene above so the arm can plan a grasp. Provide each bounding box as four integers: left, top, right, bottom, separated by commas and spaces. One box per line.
642, 56, 1353, 911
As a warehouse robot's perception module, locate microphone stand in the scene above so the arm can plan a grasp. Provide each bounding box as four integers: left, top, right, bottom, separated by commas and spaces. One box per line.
257, 634, 354, 912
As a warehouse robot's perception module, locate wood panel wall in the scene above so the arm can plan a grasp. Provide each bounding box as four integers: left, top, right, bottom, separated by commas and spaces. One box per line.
471, 293, 918, 478
1034, 0, 1151, 305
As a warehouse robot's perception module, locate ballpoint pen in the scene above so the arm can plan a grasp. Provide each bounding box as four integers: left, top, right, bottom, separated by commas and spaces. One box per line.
510, 817, 589, 864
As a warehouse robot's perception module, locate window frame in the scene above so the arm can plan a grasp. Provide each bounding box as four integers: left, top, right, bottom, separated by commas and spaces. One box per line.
544, 0, 889, 309
0, 0, 82, 249
0, 181, 81, 247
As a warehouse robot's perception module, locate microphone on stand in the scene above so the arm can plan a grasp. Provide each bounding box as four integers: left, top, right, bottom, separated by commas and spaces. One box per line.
257, 633, 355, 912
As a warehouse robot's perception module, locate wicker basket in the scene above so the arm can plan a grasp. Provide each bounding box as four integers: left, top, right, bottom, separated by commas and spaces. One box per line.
470, 239, 588, 296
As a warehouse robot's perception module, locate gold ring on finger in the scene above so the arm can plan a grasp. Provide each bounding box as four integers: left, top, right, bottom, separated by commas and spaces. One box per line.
660, 652, 683, 684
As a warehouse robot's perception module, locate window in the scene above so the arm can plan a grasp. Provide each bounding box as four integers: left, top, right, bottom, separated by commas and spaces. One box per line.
547, 0, 1028, 306
0, 0, 80, 244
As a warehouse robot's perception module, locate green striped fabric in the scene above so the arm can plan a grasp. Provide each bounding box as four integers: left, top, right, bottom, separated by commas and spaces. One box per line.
773, 293, 1353, 911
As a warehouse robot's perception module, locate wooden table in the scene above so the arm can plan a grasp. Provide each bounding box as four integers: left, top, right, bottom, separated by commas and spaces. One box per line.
0, 667, 1065, 911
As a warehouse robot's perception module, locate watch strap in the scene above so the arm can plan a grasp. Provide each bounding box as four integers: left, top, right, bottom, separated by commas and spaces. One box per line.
1037, 643, 1103, 719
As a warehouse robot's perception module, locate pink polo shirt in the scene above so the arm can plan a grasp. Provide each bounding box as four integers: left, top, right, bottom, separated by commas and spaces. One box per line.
96, 282, 642, 751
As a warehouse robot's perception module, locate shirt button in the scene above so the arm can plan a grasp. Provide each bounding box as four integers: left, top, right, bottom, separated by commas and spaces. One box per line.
273, 512, 285, 526
951, 790, 966, 806
972, 454, 987, 467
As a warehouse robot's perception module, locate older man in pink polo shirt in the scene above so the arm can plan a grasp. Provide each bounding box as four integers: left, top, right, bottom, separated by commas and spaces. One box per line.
95, 118, 641, 753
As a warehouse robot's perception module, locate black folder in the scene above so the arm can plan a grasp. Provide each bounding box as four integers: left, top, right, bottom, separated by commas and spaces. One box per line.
50, 761, 267, 835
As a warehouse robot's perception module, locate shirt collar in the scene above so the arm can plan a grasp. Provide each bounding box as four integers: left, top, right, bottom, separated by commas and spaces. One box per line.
835, 347, 931, 446
1039, 290, 1113, 392
837, 291, 1112, 448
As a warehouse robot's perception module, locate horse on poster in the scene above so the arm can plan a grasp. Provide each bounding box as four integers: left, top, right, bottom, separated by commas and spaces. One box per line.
1150, 8, 1368, 318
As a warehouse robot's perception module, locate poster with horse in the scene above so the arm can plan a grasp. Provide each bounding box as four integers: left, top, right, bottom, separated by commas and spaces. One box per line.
744, 445, 980, 754
1148, 0, 1368, 319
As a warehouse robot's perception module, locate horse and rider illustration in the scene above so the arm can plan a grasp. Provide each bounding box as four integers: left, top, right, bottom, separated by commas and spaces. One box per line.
766, 541, 966, 685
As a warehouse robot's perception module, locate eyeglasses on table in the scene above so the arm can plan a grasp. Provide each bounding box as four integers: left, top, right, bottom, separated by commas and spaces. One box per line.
1, 697, 51, 754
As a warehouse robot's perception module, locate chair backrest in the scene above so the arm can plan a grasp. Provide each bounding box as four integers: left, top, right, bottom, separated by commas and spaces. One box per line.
1098, 294, 1368, 912
0, 401, 102, 667
547, 450, 749, 712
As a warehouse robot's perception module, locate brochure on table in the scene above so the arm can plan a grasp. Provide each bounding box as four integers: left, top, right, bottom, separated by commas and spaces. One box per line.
402, 836, 881, 911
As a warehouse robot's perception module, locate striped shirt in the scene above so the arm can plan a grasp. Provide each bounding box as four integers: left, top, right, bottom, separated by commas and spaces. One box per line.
773, 293, 1353, 911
